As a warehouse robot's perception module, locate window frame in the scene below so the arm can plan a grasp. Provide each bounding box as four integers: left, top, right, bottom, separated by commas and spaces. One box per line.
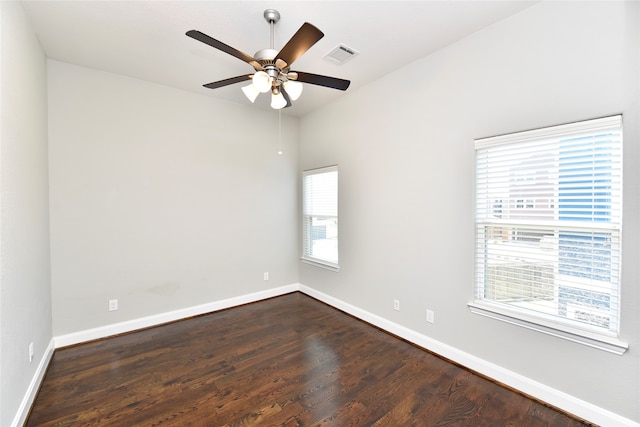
470, 115, 627, 354
301, 165, 339, 271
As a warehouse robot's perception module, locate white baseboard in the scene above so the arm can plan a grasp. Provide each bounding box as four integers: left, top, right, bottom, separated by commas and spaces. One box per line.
11, 338, 55, 427
298, 284, 639, 427
54, 284, 299, 348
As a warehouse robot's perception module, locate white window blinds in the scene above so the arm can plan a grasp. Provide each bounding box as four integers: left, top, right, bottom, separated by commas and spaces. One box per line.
302, 166, 338, 269
473, 115, 622, 340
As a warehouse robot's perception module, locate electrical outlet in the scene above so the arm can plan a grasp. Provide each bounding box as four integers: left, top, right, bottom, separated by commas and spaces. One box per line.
393, 299, 400, 311
109, 299, 118, 311
29, 342, 34, 363
263, 272, 269, 281
426, 309, 435, 324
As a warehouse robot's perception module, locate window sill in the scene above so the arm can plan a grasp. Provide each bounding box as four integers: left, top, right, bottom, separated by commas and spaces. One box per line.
300, 257, 340, 272
468, 301, 628, 355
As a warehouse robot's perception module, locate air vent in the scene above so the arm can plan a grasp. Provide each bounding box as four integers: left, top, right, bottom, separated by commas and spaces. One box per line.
323, 44, 359, 65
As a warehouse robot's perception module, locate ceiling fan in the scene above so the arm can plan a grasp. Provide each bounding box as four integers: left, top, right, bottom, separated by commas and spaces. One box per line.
186, 9, 351, 109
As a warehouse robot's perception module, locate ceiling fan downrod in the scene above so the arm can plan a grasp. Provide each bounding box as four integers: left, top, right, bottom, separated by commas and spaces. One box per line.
264, 9, 280, 50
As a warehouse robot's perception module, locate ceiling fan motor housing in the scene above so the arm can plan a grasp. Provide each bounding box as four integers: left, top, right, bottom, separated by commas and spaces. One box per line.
253, 48, 291, 88
254, 48, 278, 67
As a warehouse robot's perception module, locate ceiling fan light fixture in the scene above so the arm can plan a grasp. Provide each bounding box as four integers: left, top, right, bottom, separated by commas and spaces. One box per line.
252, 71, 272, 93
271, 91, 287, 109
241, 83, 260, 103
283, 80, 303, 101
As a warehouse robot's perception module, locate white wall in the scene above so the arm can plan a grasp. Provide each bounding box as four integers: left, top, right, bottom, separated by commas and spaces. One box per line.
299, 1, 640, 422
48, 60, 299, 336
0, 2, 52, 426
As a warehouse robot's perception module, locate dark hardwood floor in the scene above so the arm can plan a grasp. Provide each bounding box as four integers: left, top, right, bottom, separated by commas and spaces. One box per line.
27, 292, 593, 426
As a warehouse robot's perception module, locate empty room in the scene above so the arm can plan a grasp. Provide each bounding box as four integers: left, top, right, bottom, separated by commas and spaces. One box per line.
1, 1, 639, 426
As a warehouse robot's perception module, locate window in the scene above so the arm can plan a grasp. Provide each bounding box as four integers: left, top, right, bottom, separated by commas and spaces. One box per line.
471, 116, 627, 354
302, 166, 338, 270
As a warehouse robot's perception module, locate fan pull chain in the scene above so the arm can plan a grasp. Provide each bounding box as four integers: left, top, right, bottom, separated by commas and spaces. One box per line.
278, 109, 283, 155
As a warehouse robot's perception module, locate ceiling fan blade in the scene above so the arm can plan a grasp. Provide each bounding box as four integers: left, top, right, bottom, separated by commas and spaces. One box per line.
275, 23, 324, 68
295, 72, 351, 91
203, 75, 252, 89
280, 87, 293, 108
186, 30, 262, 71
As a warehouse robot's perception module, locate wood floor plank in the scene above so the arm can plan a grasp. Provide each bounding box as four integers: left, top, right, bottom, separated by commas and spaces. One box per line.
26, 292, 594, 426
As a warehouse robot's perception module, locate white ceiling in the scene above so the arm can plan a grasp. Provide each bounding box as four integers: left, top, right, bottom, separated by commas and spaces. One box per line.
21, 1, 535, 117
